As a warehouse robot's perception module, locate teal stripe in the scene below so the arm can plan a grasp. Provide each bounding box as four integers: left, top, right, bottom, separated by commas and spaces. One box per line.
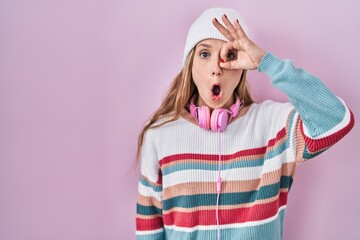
136, 231, 164, 240
303, 146, 326, 160
137, 203, 162, 216
139, 177, 162, 192
281, 175, 293, 189
163, 177, 292, 210
164, 207, 285, 240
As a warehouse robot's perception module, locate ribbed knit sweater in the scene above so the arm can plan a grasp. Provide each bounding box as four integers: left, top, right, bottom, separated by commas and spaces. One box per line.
136, 52, 354, 240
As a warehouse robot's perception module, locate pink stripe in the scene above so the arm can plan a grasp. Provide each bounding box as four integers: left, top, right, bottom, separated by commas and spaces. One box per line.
136, 217, 163, 231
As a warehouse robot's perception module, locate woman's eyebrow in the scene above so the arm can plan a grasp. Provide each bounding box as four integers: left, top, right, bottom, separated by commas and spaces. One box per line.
197, 43, 212, 48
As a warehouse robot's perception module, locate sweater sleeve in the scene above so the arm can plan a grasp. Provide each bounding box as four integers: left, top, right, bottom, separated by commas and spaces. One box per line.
136, 129, 164, 240
258, 52, 354, 163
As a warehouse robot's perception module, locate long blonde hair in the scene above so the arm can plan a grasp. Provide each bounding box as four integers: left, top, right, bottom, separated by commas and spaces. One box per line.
135, 48, 254, 162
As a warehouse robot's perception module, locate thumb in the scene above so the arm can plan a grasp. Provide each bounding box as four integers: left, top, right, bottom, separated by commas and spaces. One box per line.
220, 60, 241, 70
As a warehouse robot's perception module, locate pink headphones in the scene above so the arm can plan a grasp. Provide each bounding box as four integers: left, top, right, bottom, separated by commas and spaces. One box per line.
189, 93, 243, 132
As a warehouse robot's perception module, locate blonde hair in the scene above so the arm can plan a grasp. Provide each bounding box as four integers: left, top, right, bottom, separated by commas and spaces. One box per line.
135, 48, 254, 162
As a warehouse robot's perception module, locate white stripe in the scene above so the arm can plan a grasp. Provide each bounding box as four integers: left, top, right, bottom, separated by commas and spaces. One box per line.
136, 228, 164, 235
163, 148, 292, 188
138, 182, 162, 201
164, 205, 287, 232
289, 111, 300, 158
302, 97, 351, 139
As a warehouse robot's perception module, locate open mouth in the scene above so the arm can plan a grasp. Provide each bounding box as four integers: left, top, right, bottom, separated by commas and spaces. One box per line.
211, 84, 222, 101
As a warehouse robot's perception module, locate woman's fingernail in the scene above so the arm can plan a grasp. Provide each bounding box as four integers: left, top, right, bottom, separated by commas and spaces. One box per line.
214, 18, 218, 22
236, 19, 239, 24
224, 14, 228, 18
221, 58, 225, 63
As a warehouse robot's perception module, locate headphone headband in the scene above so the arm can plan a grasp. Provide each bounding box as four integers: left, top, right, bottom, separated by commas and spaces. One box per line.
189, 93, 242, 119
188, 93, 243, 132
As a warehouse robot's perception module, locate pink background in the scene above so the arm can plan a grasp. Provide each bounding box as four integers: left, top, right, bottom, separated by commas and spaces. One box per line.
0, 0, 359, 239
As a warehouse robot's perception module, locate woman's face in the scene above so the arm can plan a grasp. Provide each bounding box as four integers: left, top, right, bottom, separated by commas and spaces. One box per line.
192, 39, 243, 110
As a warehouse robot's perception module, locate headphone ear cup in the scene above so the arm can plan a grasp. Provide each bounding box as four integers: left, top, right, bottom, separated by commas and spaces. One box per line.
197, 106, 210, 130
211, 109, 230, 132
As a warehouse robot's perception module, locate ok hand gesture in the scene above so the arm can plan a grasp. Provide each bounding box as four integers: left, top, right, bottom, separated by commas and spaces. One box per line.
212, 15, 266, 70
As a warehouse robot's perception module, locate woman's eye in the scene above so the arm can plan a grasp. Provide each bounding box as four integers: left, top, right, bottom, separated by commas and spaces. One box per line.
226, 52, 236, 60
200, 51, 210, 58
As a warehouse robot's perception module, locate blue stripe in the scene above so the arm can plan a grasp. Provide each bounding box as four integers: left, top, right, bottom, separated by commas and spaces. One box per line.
139, 177, 162, 192
264, 140, 289, 160
136, 231, 164, 240
162, 141, 290, 176
164, 207, 285, 240
162, 158, 265, 176
286, 110, 296, 137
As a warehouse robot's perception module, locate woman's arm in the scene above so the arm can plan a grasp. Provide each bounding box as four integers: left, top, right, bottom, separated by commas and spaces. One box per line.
258, 52, 354, 161
212, 13, 354, 161
136, 130, 164, 240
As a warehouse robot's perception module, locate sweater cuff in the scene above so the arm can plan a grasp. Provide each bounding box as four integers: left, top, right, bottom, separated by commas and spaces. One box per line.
257, 52, 282, 76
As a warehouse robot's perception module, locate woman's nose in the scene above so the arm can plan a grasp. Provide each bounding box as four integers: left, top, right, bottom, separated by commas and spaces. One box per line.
212, 58, 223, 76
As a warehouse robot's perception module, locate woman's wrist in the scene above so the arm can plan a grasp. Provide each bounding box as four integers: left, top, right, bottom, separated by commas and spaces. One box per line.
255, 49, 267, 69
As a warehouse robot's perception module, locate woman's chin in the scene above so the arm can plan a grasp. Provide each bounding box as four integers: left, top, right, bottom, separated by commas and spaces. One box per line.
198, 92, 228, 109
206, 99, 226, 110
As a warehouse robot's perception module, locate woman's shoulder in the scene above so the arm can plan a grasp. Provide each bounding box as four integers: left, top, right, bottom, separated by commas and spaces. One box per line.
247, 100, 295, 123
251, 100, 293, 113
144, 112, 181, 134
142, 112, 184, 150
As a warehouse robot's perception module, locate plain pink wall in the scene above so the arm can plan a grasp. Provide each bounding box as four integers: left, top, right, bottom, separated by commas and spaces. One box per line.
0, 0, 359, 239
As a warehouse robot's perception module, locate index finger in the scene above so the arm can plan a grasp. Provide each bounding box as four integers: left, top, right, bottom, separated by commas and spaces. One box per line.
234, 19, 248, 39
212, 18, 235, 41
221, 14, 241, 41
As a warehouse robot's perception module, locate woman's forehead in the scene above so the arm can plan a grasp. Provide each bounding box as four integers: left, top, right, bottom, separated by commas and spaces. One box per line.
196, 39, 226, 48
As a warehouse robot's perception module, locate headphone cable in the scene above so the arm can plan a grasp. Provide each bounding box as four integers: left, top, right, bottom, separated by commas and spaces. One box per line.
216, 130, 222, 240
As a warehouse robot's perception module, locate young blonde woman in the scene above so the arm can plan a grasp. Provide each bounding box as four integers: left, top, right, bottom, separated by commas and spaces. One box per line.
135, 7, 354, 240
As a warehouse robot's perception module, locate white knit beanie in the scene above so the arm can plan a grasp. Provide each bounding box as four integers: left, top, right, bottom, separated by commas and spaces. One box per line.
182, 7, 248, 66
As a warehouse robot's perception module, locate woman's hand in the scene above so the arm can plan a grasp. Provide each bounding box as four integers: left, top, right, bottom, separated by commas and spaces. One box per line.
212, 14, 266, 70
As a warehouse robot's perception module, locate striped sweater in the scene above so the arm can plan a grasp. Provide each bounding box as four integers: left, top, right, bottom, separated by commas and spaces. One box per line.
136, 52, 354, 240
